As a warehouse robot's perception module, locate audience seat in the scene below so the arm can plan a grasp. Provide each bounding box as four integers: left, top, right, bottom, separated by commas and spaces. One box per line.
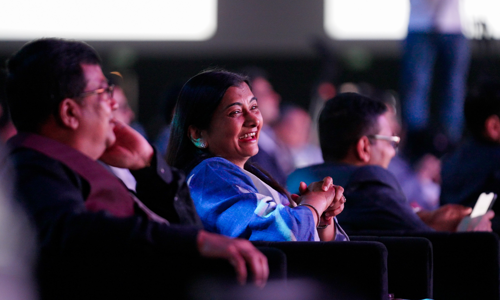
254, 241, 389, 300
351, 236, 433, 300
350, 231, 500, 300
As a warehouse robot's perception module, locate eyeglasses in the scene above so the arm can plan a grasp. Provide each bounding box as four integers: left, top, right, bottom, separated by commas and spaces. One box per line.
77, 84, 115, 100
368, 134, 401, 149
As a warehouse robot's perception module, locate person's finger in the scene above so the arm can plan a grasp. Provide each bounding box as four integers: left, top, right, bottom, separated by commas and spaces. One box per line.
325, 203, 344, 217
227, 245, 248, 285
463, 207, 473, 215
322, 177, 333, 191
259, 253, 269, 288
299, 181, 308, 195
333, 204, 344, 216
253, 252, 269, 288
239, 242, 268, 287
334, 185, 344, 202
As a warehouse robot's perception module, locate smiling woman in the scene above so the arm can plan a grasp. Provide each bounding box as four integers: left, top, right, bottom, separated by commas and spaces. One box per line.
166, 69, 349, 242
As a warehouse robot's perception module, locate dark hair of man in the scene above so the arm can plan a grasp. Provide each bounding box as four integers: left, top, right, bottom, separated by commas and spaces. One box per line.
319, 92, 388, 162
5, 38, 101, 133
464, 78, 500, 140
166, 69, 291, 199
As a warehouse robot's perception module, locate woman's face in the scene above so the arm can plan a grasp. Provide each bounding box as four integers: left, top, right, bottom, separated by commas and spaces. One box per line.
202, 83, 262, 168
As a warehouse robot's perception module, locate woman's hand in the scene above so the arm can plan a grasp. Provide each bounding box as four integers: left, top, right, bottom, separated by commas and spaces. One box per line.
99, 119, 154, 170
292, 177, 346, 241
320, 185, 346, 225
298, 177, 344, 211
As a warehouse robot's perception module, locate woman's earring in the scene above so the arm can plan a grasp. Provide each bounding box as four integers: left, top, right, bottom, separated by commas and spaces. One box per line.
191, 138, 207, 149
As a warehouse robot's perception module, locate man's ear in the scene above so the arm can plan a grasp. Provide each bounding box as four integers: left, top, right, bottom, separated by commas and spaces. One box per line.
355, 136, 371, 163
58, 98, 81, 130
485, 115, 500, 142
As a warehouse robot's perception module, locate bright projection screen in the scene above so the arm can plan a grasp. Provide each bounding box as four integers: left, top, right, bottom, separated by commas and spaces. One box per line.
324, 0, 500, 40
0, 0, 217, 41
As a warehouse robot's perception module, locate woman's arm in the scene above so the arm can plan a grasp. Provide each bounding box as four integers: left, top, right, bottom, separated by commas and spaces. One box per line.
188, 158, 318, 241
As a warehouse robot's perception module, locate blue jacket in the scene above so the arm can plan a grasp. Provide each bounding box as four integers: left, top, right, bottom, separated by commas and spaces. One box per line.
188, 157, 331, 241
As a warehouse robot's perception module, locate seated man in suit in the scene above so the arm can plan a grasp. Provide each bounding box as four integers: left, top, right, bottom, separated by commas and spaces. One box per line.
287, 92, 493, 233
3, 38, 268, 299
441, 79, 500, 233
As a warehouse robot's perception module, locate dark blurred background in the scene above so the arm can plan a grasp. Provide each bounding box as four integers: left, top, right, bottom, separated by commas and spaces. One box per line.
0, 0, 499, 139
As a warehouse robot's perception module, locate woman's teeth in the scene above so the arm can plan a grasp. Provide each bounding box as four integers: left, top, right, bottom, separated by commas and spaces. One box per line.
239, 132, 256, 139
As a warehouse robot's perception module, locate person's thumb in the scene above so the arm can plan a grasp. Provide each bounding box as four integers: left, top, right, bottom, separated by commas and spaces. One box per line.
463, 207, 473, 215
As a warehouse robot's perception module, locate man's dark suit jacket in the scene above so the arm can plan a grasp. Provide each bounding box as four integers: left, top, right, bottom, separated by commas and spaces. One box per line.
441, 138, 500, 233
287, 162, 432, 234
4, 133, 204, 299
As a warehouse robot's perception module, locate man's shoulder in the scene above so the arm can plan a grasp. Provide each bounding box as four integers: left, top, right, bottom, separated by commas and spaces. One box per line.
9, 147, 81, 182
10, 147, 62, 169
345, 166, 403, 198
350, 165, 396, 183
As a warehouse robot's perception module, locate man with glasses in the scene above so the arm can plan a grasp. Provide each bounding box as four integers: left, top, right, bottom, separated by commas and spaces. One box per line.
287, 92, 487, 233
3, 38, 268, 299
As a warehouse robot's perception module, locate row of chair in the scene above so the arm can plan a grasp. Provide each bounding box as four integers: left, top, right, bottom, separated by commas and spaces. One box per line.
185, 231, 498, 300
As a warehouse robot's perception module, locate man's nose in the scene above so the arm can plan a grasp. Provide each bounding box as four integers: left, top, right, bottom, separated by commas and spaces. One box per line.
109, 96, 119, 111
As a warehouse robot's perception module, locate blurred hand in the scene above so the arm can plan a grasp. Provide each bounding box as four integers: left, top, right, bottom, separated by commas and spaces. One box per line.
419, 204, 472, 232
466, 210, 495, 232
197, 230, 268, 288
100, 119, 154, 170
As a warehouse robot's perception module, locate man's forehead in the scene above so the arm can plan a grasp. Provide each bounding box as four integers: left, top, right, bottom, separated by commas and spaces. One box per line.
81, 64, 107, 86
377, 114, 393, 133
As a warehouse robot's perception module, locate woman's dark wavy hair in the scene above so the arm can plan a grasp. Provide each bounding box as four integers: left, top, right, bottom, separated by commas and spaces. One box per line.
6, 38, 101, 133
166, 69, 291, 199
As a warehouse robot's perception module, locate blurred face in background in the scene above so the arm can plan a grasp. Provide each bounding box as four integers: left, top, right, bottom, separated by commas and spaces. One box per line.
113, 86, 135, 125
274, 107, 311, 148
251, 77, 281, 126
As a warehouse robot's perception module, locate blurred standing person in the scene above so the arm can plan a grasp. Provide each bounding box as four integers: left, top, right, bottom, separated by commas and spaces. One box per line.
400, 0, 470, 161
242, 67, 292, 187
